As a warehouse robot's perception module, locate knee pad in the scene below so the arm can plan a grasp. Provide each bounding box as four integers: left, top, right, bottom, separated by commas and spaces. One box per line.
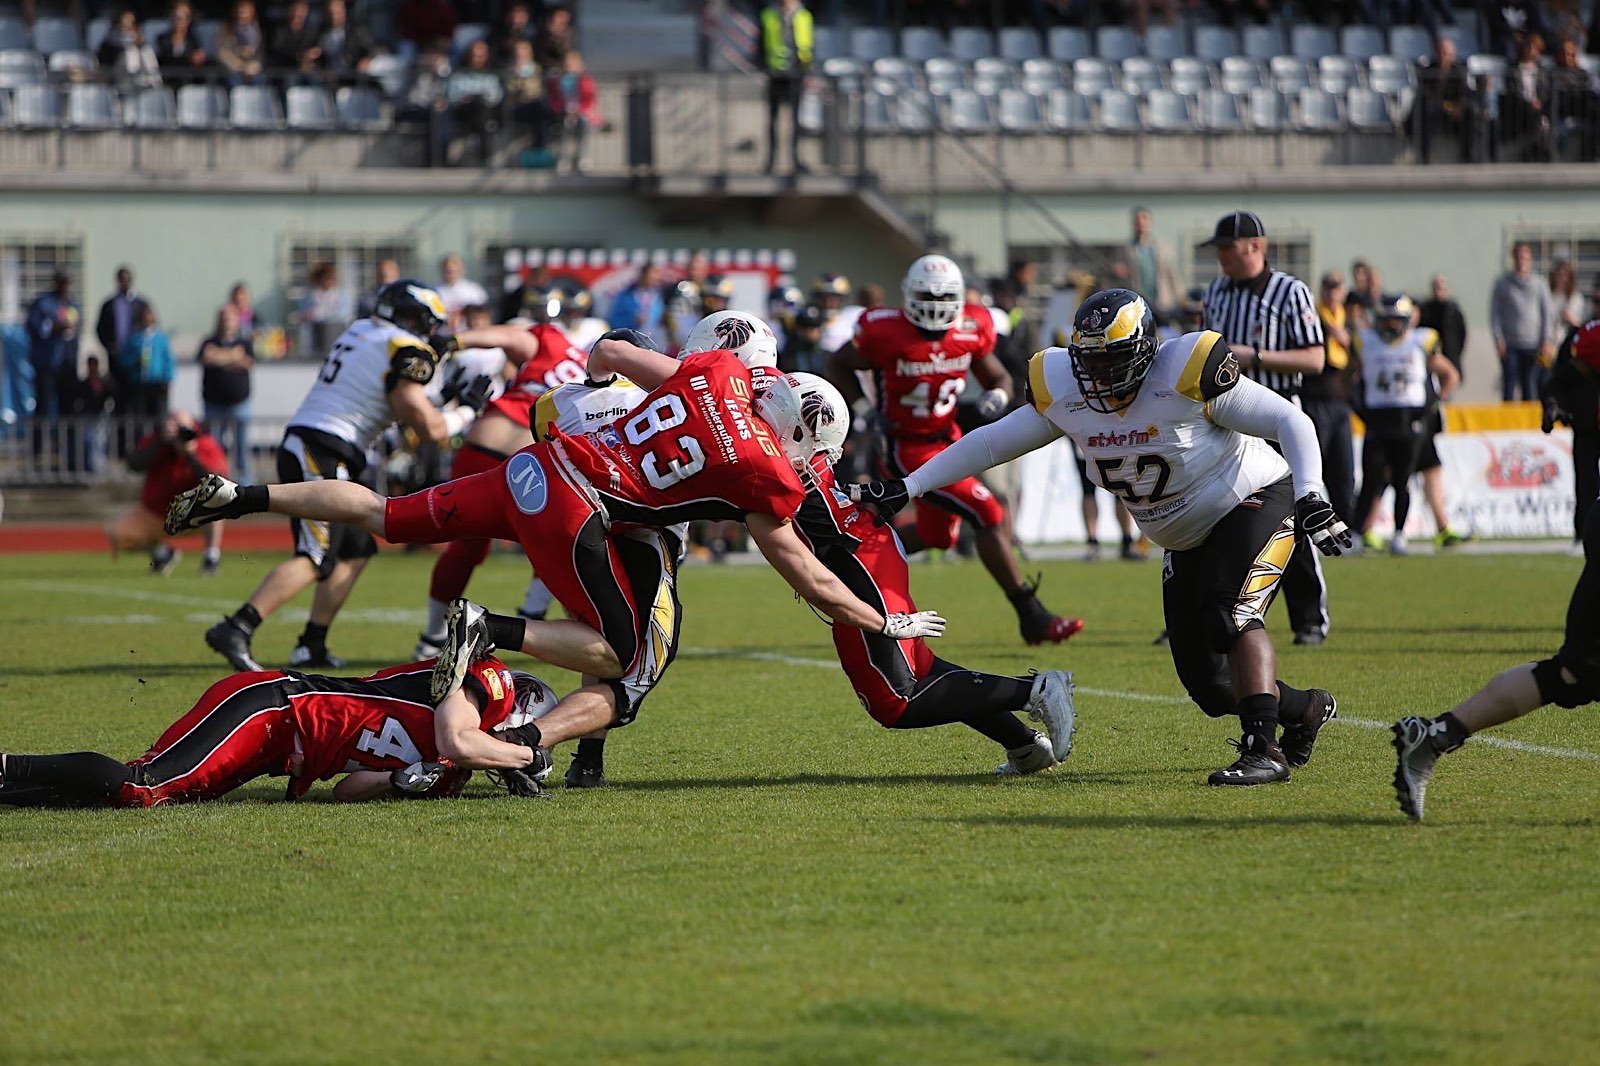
1532, 657, 1594, 709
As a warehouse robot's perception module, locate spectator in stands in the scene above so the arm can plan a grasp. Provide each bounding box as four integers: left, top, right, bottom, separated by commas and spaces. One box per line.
319, 0, 375, 77
610, 264, 665, 335
1307, 271, 1357, 527
357, 257, 402, 319
228, 282, 256, 340
1346, 258, 1380, 330
155, 1, 209, 77
95, 266, 142, 398
504, 37, 550, 150
402, 42, 454, 166
1500, 32, 1553, 161
217, 0, 266, 85
117, 301, 175, 419
398, 0, 460, 52
1207, 0, 1274, 27
1548, 36, 1600, 160
445, 38, 505, 163
534, 4, 576, 72
1551, 257, 1586, 335
269, 0, 323, 75
110, 409, 227, 577
298, 261, 352, 357
1490, 240, 1556, 401
1026, 0, 1094, 32
499, 2, 539, 63
758, 0, 812, 176
1485, 0, 1551, 61
1417, 274, 1469, 378
546, 49, 603, 174
780, 305, 826, 375
199, 304, 255, 480
1412, 35, 1477, 163
1406, 0, 1459, 34
98, 9, 163, 88
436, 254, 488, 328
1116, 206, 1180, 315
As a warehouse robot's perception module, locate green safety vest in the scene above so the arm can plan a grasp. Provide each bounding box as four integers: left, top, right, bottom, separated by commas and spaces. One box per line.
761, 6, 813, 73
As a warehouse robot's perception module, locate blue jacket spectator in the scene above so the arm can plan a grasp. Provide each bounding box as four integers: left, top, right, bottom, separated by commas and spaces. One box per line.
609, 264, 665, 335
26, 272, 82, 426
118, 302, 176, 419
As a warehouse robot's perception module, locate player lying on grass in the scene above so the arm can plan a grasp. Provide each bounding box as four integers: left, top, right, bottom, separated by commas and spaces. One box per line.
165, 327, 948, 775
849, 289, 1350, 787
0, 656, 558, 808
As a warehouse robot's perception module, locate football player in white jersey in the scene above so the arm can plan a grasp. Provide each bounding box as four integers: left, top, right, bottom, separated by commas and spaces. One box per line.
203, 281, 531, 675
850, 288, 1355, 786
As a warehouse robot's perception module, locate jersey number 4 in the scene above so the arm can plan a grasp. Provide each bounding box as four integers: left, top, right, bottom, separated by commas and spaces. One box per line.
899, 379, 963, 420
355, 717, 424, 765
1094, 454, 1175, 506
624, 395, 708, 491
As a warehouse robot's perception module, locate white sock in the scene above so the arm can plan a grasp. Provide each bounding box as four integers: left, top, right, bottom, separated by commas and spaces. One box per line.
424, 598, 449, 639
521, 578, 553, 618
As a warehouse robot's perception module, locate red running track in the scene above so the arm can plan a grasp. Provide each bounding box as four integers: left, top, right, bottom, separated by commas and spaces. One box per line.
0, 522, 296, 554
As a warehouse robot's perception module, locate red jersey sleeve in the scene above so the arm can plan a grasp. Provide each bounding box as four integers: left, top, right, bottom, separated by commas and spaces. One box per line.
967, 303, 998, 357
466, 655, 519, 732
852, 310, 896, 369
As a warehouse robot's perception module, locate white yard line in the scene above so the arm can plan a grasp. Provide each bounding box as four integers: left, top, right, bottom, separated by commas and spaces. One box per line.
13, 579, 236, 610
684, 648, 1600, 763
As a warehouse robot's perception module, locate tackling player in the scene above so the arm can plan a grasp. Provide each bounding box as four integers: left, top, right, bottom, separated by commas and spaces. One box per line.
827, 254, 1081, 646
0, 656, 559, 808
849, 289, 1351, 786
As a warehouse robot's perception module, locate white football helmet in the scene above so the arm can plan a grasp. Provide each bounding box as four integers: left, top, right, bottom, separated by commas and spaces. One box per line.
501, 672, 559, 728
788, 372, 849, 465
902, 254, 964, 332
754, 373, 817, 470
681, 310, 779, 370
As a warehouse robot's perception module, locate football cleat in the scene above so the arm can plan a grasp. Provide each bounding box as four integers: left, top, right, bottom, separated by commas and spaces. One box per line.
1023, 615, 1085, 645
1207, 734, 1291, 786
165, 473, 242, 534
414, 633, 444, 661
1392, 715, 1442, 821
289, 644, 346, 670
1025, 670, 1077, 761
205, 618, 264, 673
1278, 688, 1338, 767
1362, 530, 1384, 553
1293, 630, 1326, 647
150, 548, 182, 576
1012, 575, 1085, 646
431, 598, 495, 705
199, 553, 222, 576
1434, 527, 1473, 549
994, 731, 1057, 777
1389, 534, 1409, 556
564, 756, 610, 789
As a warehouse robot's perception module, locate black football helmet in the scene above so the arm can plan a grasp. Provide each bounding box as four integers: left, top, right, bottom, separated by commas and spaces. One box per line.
1375, 292, 1415, 343
700, 274, 735, 314
1068, 288, 1158, 413
373, 280, 449, 343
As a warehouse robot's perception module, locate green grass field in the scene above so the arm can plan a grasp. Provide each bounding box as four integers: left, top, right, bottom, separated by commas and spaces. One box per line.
1, 544, 1597, 1065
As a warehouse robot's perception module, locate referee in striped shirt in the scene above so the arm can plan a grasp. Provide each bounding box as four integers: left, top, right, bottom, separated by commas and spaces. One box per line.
1201, 210, 1333, 646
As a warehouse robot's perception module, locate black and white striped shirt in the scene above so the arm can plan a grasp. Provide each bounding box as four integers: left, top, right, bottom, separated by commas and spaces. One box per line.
1202, 268, 1325, 397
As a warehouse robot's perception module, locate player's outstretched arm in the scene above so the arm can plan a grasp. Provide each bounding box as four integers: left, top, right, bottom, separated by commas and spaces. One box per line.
454, 324, 540, 366
332, 771, 394, 803
748, 513, 946, 639
589, 330, 679, 389
433, 687, 542, 770
903, 404, 1060, 498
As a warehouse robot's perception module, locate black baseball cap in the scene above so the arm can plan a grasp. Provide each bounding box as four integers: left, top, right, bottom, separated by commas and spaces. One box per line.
1202, 210, 1267, 247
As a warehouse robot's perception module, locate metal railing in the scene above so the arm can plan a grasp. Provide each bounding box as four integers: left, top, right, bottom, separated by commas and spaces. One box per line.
0, 413, 288, 486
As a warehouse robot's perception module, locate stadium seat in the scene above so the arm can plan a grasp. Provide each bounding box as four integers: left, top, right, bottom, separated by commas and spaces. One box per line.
797, 88, 823, 133
894, 89, 937, 131
1095, 26, 1140, 62
850, 27, 895, 61
972, 71, 1009, 97
12, 83, 58, 126
286, 85, 336, 129
31, 16, 82, 55
1296, 87, 1342, 130
1097, 88, 1140, 132
1045, 86, 1091, 130
0, 88, 9, 125
1144, 24, 1186, 62
1388, 25, 1432, 61
923, 58, 965, 95
1291, 25, 1337, 60
1340, 25, 1385, 61
125, 86, 175, 129
1071, 57, 1115, 95
1437, 23, 1478, 58
861, 87, 893, 132
1242, 24, 1285, 60
1466, 53, 1506, 95
65, 83, 115, 127
1021, 57, 1063, 86
1199, 88, 1243, 130
0, 15, 27, 51
1346, 86, 1391, 130
176, 84, 225, 128
1317, 55, 1360, 94
1269, 55, 1312, 93
1220, 56, 1263, 94
997, 87, 1043, 131
997, 27, 1042, 62
1194, 25, 1239, 63
944, 87, 995, 131
1144, 88, 1192, 131
900, 26, 946, 63
812, 26, 843, 62
143, 19, 171, 45
871, 56, 918, 88
229, 84, 283, 129
1047, 27, 1091, 62
195, 19, 220, 55
47, 50, 95, 75
949, 27, 993, 62
1126, 56, 1169, 97
972, 57, 1015, 85
1168, 57, 1211, 96
822, 56, 864, 82
452, 23, 490, 57
84, 17, 110, 56
1366, 55, 1414, 95
1247, 86, 1286, 129
365, 54, 410, 97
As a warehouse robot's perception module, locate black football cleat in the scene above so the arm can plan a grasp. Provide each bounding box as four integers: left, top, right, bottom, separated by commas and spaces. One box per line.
564, 756, 610, 789
289, 644, 346, 669
1207, 734, 1291, 786
1279, 689, 1338, 767
206, 618, 264, 673
1012, 575, 1085, 646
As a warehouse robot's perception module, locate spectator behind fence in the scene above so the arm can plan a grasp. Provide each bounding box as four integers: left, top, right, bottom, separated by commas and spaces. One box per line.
95, 265, 142, 401
610, 263, 664, 334
218, 0, 266, 85
227, 281, 256, 340
1346, 258, 1380, 330
1412, 35, 1477, 163
299, 262, 352, 356
156, 1, 209, 76
402, 43, 452, 166
445, 39, 505, 163
1490, 240, 1556, 401
199, 304, 256, 479
1115, 206, 1180, 314
99, 8, 163, 88
504, 38, 550, 150
1500, 33, 1550, 162
437, 254, 488, 328
1551, 258, 1586, 335
758, 0, 812, 176
1486, 0, 1550, 61
535, 4, 576, 71
268, 0, 322, 74
26, 271, 81, 448
111, 410, 228, 577
1417, 274, 1469, 378
319, 0, 374, 76
499, 2, 538, 63
357, 257, 402, 319
546, 50, 602, 174
71, 354, 114, 475
1549, 37, 1600, 160
118, 302, 175, 419
1541, 286, 1600, 544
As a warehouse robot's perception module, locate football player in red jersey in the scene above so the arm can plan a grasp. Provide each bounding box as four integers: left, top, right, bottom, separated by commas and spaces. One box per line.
826, 254, 1082, 646
165, 330, 949, 768
0, 656, 559, 808
416, 294, 595, 657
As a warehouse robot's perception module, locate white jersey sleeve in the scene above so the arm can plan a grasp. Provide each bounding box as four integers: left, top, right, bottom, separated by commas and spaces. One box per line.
288, 319, 438, 449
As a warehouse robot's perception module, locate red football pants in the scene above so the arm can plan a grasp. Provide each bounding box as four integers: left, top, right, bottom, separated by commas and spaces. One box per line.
885, 434, 1006, 550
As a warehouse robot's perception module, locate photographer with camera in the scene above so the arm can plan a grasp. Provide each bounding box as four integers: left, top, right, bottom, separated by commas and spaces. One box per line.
108, 409, 229, 576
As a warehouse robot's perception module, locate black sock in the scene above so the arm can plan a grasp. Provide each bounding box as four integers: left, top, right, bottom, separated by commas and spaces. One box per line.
1433, 712, 1471, 753
1236, 692, 1280, 744
299, 622, 329, 651
485, 612, 528, 654
967, 712, 1039, 750
5, 752, 133, 800
897, 663, 1037, 750
575, 738, 606, 765
231, 604, 264, 636
1276, 682, 1313, 726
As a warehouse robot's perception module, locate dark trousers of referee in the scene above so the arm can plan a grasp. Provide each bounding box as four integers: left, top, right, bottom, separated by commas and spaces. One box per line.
1266, 436, 1331, 641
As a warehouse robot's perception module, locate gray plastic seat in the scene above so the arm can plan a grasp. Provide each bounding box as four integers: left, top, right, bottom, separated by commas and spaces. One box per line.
12, 83, 58, 126
335, 85, 384, 129
176, 83, 225, 128
1219, 56, 1263, 94
286, 85, 336, 129
31, 16, 81, 55
1144, 88, 1192, 131
1242, 24, 1284, 60
0, 88, 9, 125
1466, 53, 1505, 95
1047, 27, 1091, 62
850, 27, 895, 61
1340, 25, 1385, 61
0, 16, 27, 51
144, 19, 171, 45
923, 57, 965, 94
1346, 85, 1391, 129
1097, 88, 1140, 132
84, 16, 110, 55
871, 56, 918, 88
1020, 57, 1062, 86
900, 26, 946, 63
1120, 56, 1163, 95
365, 54, 409, 97
972, 72, 1009, 97
0, 49, 44, 88
895, 89, 937, 131
1144, 25, 1186, 62
1045, 86, 1091, 130
797, 88, 823, 134
997, 26, 1042, 62
1295, 86, 1341, 130
812, 26, 843, 62
229, 84, 283, 129
1071, 57, 1115, 95
47, 49, 95, 75
861, 87, 893, 132
950, 27, 993, 63
1168, 57, 1211, 96
997, 87, 1043, 131
822, 56, 864, 83
1318, 55, 1360, 94
1437, 23, 1478, 57
1269, 55, 1312, 93
1366, 55, 1413, 95
1096, 26, 1140, 62
1291, 25, 1337, 60
452, 23, 489, 56
1247, 86, 1286, 129
63, 83, 113, 128
944, 87, 994, 131
126, 86, 175, 128
1199, 88, 1243, 130
1194, 25, 1239, 63
1388, 25, 1432, 61
973, 57, 1014, 85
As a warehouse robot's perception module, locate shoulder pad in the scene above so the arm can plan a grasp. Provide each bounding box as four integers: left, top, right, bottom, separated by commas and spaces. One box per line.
863, 308, 901, 324
388, 338, 437, 387
1416, 327, 1440, 354
1175, 331, 1239, 403
1027, 349, 1060, 414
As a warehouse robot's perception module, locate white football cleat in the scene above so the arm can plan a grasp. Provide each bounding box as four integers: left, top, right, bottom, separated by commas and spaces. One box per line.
430, 598, 494, 705
994, 732, 1057, 777
165, 473, 240, 533
1025, 670, 1076, 760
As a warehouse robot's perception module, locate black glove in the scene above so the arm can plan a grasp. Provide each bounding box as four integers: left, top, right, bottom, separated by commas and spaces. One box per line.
496, 721, 542, 753
596, 328, 662, 353
1295, 491, 1354, 557
1541, 399, 1570, 434
846, 479, 912, 523
487, 748, 552, 798
453, 373, 495, 414
389, 760, 452, 798
433, 330, 460, 357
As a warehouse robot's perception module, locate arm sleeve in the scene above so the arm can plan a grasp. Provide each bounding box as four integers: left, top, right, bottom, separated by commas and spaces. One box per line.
1205, 376, 1326, 501
902, 404, 1062, 498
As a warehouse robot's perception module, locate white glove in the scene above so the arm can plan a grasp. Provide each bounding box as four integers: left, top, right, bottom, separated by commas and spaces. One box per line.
881, 611, 947, 640
975, 388, 1009, 421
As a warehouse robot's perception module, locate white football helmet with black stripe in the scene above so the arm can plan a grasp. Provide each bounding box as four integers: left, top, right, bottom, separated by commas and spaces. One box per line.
682, 310, 779, 370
